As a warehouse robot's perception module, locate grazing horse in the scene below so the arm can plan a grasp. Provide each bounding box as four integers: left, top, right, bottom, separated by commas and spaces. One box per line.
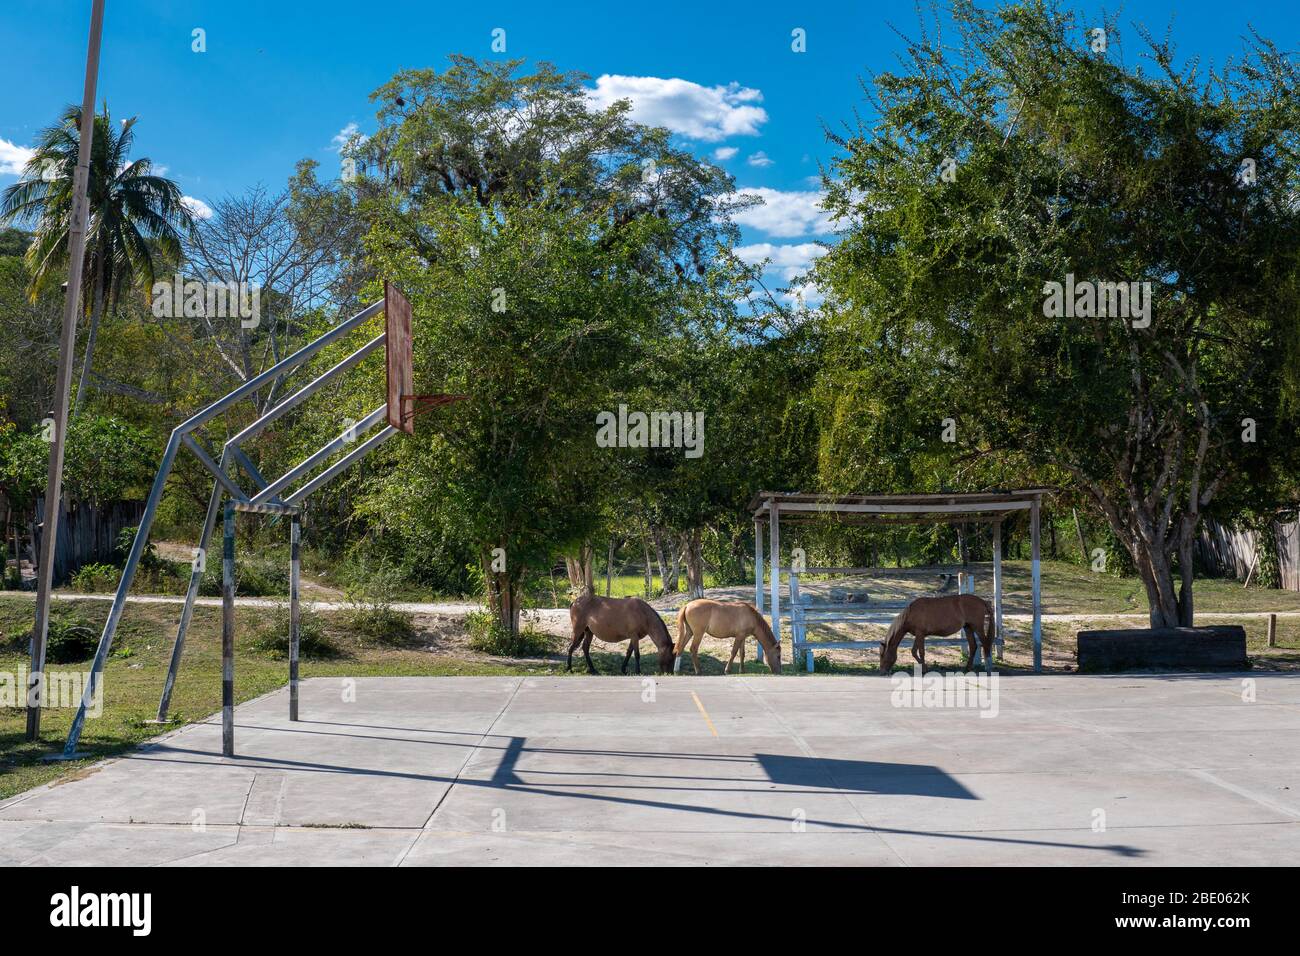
878, 594, 995, 675
568, 593, 676, 675
675, 599, 782, 674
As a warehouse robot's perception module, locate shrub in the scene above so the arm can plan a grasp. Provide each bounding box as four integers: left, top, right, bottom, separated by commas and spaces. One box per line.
465, 610, 554, 657
249, 603, 338, 659
70, 563, 121, 593
43, 618, 100, 663
341, 558, 415, 646
199, 558, 287, 597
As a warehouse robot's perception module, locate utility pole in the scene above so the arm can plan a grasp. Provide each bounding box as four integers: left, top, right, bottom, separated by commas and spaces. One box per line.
26, 0, 107, 740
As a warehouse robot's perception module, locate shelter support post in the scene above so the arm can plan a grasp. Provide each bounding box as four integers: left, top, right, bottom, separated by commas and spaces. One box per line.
993, 519, 1004, 660
1031, 497, 1042, 671
754, 518, 764, 612
768, 502, 780, 668
221, 503, 235, 758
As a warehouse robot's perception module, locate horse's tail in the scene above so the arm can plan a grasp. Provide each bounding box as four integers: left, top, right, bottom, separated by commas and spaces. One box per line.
675, 603, 691, 655
983, 598, 996, 649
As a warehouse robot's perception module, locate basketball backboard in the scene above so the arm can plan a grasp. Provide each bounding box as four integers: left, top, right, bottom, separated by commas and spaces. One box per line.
384, 281, 414, 434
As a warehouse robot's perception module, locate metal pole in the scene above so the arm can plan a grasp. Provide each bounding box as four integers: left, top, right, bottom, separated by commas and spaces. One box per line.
289, 516, 300, 721
222, 503, 235, 757
993, 519, 1004, 660
26, 0, 107, 741
769, 502, 781, 667
753, 517, 763, 613
1031, 497, 1042, 672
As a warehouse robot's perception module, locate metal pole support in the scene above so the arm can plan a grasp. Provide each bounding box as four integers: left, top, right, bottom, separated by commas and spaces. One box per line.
221, 503, 235, 758
290, 515, 301, 721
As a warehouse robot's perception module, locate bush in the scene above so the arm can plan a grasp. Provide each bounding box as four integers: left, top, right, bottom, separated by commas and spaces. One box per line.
43, 618, 100, 663
465, 610, 554, 657
70, 562, 121, 593
249, 603, 338, 659
199, 557, 287, 597
341, 558, 415, 646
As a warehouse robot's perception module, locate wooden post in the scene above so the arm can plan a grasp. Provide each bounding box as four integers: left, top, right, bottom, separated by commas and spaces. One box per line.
26, 0, 107, 740
993, 519, 1004, 660
605, 537, 614, 596
1031, 497, 1043, 672
1268, 613, 1278, 648
289, 516, 300, 722
221, 504, 235, 757
768, 501, 781, 668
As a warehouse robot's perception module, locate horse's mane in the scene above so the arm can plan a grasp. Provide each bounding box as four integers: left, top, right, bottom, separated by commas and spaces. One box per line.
752, 611, 779, 652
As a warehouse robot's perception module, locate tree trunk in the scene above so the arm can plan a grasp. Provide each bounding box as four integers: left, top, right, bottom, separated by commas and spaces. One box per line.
605, 537, 615, 596
485, 554, 522, 637
681, 528, 705, 599
640, 522, 654, 598
652, 526, 677, 594
1072, 509, 1089, 566
565, 544, 594, 597
71, 250, 106, 418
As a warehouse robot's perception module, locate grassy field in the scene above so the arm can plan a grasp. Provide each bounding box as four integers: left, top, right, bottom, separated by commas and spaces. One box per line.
3, 559, 1299, 799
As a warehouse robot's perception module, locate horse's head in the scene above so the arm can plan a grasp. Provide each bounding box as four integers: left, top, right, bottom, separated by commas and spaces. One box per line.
878, 639, 898, 673
657, 641, 676, 674
879, 610, 907, 674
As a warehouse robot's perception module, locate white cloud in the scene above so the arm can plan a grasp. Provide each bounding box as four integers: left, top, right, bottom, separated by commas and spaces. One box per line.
730, 187, 835, 238
331, 122, 367, 152
181, 196, 213, 220
746, 150, 774, 168
587, 75, 767, 142
0, 137, 35, 176
735, 241, 827, 282
713, 146, 738, 161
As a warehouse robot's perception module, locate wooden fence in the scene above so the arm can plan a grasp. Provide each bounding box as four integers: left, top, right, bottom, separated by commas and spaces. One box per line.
1196, 517, 1300, 591
32, 498, 145, 585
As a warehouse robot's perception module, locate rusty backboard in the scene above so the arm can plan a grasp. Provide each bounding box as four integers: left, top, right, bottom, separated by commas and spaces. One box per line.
384, 281, 414, 434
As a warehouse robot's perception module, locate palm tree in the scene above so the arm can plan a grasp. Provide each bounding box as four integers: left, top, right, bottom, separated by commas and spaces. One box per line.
0, 103, 197, 414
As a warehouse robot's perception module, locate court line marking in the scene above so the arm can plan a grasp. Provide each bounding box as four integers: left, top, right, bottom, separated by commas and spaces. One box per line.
691, 692, 719, 737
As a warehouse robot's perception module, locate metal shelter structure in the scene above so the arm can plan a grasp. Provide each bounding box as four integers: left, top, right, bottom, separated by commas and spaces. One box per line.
56, 284, 457, 758
749, 490, 1051, 672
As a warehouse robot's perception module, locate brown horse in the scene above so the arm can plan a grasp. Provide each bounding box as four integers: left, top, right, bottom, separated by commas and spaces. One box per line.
675, 599, 782, 674
879, 594, 995, 675
568, 593, 676, 675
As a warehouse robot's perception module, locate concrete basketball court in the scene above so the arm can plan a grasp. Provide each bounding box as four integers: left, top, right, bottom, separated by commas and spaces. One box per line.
4, 673, 1300, 866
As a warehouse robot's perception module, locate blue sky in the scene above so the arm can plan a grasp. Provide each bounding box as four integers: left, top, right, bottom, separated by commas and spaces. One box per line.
2, 0, 1295, 300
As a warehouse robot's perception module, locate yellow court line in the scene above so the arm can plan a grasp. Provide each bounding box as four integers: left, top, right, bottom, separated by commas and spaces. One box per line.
691, 691, 719, 737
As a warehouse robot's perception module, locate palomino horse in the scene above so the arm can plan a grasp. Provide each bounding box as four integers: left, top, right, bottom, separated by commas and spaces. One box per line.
568, 593, 676, 675
675, 599, 782, 674
879, 594, 995, 675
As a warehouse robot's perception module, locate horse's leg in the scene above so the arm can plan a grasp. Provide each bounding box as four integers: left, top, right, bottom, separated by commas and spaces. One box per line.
962, 624, 977, 673
566, 624, 587, 672
621, 639, 635, 675
980, 624, 993, 676
910, 634, 926, 674
633, 638, 641, 675
739, 636, 746, 674
691, 630, 705, 674
725, 636, 740, 674
582, 633, 598, 675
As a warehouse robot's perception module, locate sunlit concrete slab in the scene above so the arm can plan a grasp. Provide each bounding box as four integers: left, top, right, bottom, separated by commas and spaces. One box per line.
5, 672, 1299, 865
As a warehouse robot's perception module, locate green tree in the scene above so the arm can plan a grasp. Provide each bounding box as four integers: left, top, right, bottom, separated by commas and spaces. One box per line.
814, 1, 1300, 626
1, 104, 196, 415
356, 57, 746, 634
